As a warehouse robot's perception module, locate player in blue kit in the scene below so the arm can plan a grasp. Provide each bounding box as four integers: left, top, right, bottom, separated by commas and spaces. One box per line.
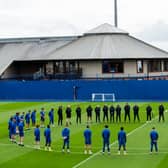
8, 116, 13, 141
48, 108, 54, 127
84, 125, 92, 154
34, 125, 40, 149
150, 127, 159, 154
11, 118, 17, 143
118, 127, 127, 155
62, 123, 70, 153
25, 111, 31, 130
44, 125, 52, 151
14, 112, 20, 134
20, 112, 25, 120
31, 110, 36, 127
40, 108, 45, 127
102, 125, 110, 154
18, 119, 24, 146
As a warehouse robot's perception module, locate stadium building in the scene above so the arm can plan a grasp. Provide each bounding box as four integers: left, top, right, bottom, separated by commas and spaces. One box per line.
1, 23, 168, 80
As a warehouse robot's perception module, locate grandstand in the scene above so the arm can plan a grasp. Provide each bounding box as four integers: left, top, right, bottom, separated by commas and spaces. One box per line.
0, 23, 168, 101
0, 23, 168, 80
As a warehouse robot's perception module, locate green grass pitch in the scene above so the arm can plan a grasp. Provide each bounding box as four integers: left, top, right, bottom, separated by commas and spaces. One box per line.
0, 102, 168, 168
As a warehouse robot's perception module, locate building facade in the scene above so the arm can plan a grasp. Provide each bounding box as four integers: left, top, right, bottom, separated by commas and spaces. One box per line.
0, 23, 168, 80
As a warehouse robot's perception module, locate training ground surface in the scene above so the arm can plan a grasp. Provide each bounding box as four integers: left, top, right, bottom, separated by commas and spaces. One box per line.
0, 102, 168, 168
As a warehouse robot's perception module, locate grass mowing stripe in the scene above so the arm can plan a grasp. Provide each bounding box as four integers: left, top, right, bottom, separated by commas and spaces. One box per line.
72, 110, 166, 168
3, 143, 168, 156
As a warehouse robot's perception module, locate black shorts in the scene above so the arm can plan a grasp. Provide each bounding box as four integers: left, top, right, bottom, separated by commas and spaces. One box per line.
41, 117, 45, 122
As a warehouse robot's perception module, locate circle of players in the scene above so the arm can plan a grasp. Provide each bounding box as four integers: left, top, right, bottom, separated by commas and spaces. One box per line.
8, 103, 163, 154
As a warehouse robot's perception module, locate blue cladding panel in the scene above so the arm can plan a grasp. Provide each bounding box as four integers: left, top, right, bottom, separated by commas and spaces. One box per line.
0, 80, 167, 101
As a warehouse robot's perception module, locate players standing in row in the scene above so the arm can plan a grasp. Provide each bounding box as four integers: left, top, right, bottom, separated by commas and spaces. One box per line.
8, 113, 159, 155
8, 103, 166, 134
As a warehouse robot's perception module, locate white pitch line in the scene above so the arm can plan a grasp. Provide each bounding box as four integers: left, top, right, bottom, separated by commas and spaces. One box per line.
72, 111, 164, 168
72, 123, 147, 168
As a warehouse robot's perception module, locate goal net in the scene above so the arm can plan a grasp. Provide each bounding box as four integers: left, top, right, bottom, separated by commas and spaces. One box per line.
91, 93, 116, 102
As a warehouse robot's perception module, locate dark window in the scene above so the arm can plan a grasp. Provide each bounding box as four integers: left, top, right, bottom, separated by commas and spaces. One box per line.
102, 60, 124, 73
163, 60, 168, 71
69, 61, 76, 72
148, 60, 161, 72
136, 60, 143, 73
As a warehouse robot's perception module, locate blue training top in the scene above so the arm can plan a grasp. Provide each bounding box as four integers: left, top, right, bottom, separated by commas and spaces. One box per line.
150, 130, 159, 142
40, 111, 45, 117
11, 121, 16, 134
34, 128, 40, 137
102, 128, 110, 140
62, 127, 70, 139
48, 110, 54, 119
118, 130, 126, 143
18, 122, 24, 133
25, 113, 30, 122
44, 128, 51, 138
31, 111, 36, 120
84, 129, 92, 140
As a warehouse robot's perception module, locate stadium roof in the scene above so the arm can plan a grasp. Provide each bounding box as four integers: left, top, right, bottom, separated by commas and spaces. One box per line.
48, 23, 168, 60
0, 23, 168, 75
84, 23, 128, 35
0, 36, 78, 75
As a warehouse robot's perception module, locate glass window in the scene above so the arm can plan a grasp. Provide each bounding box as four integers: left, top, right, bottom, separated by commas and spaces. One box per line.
102, 60, 124, 73
163, 60, 168, 71
148, 60, 161, 72
137, 60, 143, 73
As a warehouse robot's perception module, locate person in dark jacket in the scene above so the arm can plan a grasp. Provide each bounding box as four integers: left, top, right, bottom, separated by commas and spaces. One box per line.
103, 104, 109, 122
76, 105, 81, 124
95, 105, 101, 123
133, 105, 140, 122
86, 105, 93, 124
146, 105, 152, 122
109, 105, 115, 123
158, 104, 165, 122
124, 103, 131, 123
116, 105, 121, 123
57, 106, 63, 126
66, 105, 72, 125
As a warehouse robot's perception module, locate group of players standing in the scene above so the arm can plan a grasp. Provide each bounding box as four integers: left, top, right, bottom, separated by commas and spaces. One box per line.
8, 103, 163, 154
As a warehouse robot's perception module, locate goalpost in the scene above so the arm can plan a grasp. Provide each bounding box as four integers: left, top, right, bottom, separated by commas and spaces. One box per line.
91, 93, 116, 102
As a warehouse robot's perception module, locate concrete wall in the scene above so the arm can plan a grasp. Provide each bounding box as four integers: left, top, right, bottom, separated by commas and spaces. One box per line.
2, 60, 168, 79
80, 60, 168, 78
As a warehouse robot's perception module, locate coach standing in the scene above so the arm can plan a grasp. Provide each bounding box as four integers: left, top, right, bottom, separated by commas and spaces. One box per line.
124, 103, 131, 123
76, 105, 81, 124
95, 105, 101, 123
86, 105, 93, 124
103, 104, 109, 122
57, 106, 63, 126
116, 105, 121, 123
146, 105, 152, 122
66, 105, 72, 125
158, 104, 165, 122
109, 105, 115, 123
133, 104, 140, 122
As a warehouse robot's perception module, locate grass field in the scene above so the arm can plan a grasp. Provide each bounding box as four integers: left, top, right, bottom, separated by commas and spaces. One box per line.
0, 102, 168, 168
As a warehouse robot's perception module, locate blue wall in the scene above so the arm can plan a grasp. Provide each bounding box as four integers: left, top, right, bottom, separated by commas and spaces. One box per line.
0, 80, 167, 101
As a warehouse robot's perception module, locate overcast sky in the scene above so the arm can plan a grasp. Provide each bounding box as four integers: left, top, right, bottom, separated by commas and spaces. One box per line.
0, 0, 168, 50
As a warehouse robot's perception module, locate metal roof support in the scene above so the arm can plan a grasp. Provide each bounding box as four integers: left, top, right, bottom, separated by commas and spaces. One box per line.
114, 0, 118, 27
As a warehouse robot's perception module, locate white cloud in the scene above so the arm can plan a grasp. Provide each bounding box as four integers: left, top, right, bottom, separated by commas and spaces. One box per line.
0, 0, 167, 50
